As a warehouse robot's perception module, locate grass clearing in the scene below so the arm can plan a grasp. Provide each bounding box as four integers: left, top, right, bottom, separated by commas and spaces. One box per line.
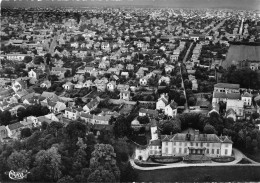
135, 166, 260, 182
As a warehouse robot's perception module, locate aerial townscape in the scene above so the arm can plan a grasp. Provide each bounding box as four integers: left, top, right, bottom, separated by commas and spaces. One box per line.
0, 0, 260, 182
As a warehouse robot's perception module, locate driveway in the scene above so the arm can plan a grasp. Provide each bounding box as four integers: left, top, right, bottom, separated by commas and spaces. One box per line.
130, 148, 260, 171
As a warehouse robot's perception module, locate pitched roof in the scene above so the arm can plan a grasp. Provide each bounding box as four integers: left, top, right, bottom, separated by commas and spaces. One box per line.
214, 83, 240, 89
7, 122, 24, 131
150, 139, 161, 146
226, 108, 236, 116
161, 133, 232, 144
81, 112, 93, 119
139, 108, 158, 117
93, 115, 111, 121
213, 92, 241, 100
86, 97, 100, 109
241, 92, 252, 98
169, 101, 178, 109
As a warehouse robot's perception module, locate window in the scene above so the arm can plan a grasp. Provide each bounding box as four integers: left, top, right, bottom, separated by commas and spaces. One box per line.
165, 148, 168, 154
179, 142, 182, 146
185, 142, 187, 146
196, 143, 198, 146
173, 148, 176, 153
191, 142, 193, 146
225, 149, 228, 155
179, 148, 182, 153
184, 148, 187, 153
225, 144, 229, 148
217, 149, 220, 154
207, 143, 210, 147
206, 149, 209, 154
212, 149, 214, 154
165, 142, 168, 146
174, 142, 176, 146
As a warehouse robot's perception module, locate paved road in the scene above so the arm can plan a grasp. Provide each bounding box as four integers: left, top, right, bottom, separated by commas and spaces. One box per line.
239, 18, 244, 35
205, 19, 226, 36
180, 42, 194, 111
130, 148, 260, 171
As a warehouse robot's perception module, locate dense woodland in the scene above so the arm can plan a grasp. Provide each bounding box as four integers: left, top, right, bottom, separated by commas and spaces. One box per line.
0, 120, 137, 182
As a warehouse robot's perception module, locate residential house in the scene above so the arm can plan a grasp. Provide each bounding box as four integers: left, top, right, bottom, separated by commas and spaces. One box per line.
6, 122, 24, 139
117, 84, 130, 91
64, 107, 83, 120
107, 81, 117, 92
126, 64, 134, 71
213, 83, 240, 93
63, 82, 74, 90
158, 76, 170, 85
241, 92, 252, 107
20, 116, 40, 128
156, 94, 169, 110
139, 77, 148, 86
212, 92, 241, 103
40, 80, 51, 89
101, 42, 110, 51
120, 91, 130, 101
165, 65, 175, 73
0, 126, 8, 142
165, 101, 178, 117
139, 108, 158, 118
48, 101, 66, 113
28, 69, 43, 79
83, 80, 95, 89
136, 69, 145, 78
83, 97, 100, 113
12, 80, 27, 93
121, 72, 129, 79
226, 108, 237, 121
93, 115, 111, 125
226, 99, 244, 119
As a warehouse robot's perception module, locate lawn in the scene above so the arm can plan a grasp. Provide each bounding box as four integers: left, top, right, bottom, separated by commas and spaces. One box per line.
135, 166, 260, 182
244, 151, 260, 163
223, 44, 260, 69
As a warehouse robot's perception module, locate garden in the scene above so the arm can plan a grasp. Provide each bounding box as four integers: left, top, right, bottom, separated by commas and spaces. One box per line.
151, 156, 183, 164
211, 156, 235, 163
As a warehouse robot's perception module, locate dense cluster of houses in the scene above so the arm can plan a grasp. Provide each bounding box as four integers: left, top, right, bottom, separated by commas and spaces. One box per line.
0, 8, 259, 164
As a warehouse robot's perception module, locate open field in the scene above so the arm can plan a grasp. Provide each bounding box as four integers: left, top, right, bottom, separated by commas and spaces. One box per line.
135, 165, 260, 182
222, 44, 260, 69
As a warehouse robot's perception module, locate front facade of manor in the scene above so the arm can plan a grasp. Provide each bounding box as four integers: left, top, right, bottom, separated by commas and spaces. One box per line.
160, 131, 233, 157
135, 123, 233, 161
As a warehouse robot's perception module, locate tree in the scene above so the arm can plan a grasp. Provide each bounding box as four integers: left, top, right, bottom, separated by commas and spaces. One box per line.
41, 106, 50, 116
21, 128, 32, 138
88, 144, 120, 182
188, 96, 196, 106
57, 175, 74, 183
137, 116, 150, 124
252, 112, 260, 120
203, 124, 216, 134
17, 107, 27, 121
114, 115, 131, 138
30, 147, 62, 182
0, 110, 11, 126
65, 121, 87, 140
34, 56, 44, 65
88, 169, 116, 182
23, 56, 33, 63
47, 122, 63, 137
64, 70, 71, 78
7, 150, 31, 172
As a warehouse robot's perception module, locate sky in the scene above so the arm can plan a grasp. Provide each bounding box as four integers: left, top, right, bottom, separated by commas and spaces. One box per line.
1, 0, 260, 10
